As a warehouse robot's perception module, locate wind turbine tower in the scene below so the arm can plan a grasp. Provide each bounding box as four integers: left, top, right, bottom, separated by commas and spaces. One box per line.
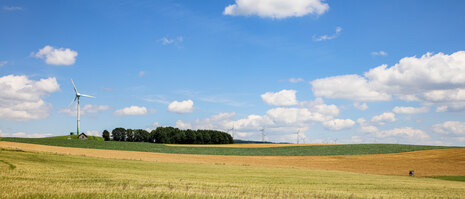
296, 129, 300, 144
227, 124, 235, 139
259, 128, 265, 142
69, 79, 95, 135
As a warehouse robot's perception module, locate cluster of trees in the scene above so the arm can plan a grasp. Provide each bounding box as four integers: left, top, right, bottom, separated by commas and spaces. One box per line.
103, 127, 233, 144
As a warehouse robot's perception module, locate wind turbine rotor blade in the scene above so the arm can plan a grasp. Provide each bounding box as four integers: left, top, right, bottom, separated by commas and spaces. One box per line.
68, 96, 77, 107
71, 79, 78, 94
80, 94, 96, 98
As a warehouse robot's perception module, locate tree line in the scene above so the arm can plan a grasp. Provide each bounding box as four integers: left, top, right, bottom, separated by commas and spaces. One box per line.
102, 126, 233, 144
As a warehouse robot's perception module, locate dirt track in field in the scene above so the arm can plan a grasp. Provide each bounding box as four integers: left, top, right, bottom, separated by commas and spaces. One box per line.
1, 141, 464, 177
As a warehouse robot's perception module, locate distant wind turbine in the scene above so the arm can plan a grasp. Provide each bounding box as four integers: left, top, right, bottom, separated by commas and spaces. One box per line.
69, 79, 95, 135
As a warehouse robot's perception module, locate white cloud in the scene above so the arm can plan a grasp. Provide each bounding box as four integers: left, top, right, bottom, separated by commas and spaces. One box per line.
152, 122, 160, 127
0, 75, 59, 121
376, 127, 429, 139
300, 98, 339, 116
313, 26, 342, 41
223, 0, 329, 19
356, 118, 379, 133
359, 125, 379, 133
261, 89, 298, 106
33, 45, 78, 66
0, 61, 7, 67
370, 112, 396, 125
85, 130, 101, 137
174, 97, 347, 142
159, 36, 183, 46
323, 119, 355, 131
311, 74, 391, 101
0, 129, 52, 138
392, 106, 429, 114
289, 77, 304, 83
266, 107, 330, 124
176, 112, 236, 130
371, 51, 388, 56
168, 99, 194, 114
353, 102, 368, 110
433, 121, 465, 136
138, 71, 146, 77
59, 104, 110, 116
114, 106, 147, 116
311, 51, 465, 112
3, 6, 23, 11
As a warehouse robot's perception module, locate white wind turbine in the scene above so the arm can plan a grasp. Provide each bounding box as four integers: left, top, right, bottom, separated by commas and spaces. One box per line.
69, 79, 95, 135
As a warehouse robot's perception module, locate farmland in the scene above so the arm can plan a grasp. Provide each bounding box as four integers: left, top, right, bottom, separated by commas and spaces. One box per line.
1, 141, 465, 177
1, 137, 455, 156
1, 148, 465, 198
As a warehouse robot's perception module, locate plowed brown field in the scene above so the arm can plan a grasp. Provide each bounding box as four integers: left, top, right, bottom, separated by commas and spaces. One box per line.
2, 141, 464, 177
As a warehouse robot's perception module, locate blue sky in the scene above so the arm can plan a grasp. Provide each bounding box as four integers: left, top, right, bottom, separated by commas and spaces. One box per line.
1, 0, 465, 145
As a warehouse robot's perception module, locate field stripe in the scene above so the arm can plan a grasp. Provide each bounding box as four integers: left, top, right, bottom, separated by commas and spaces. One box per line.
1, 141, 464, 177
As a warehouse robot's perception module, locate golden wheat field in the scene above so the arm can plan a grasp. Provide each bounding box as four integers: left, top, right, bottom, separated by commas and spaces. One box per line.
2, 147, 464, 198
2, 141, 464, 177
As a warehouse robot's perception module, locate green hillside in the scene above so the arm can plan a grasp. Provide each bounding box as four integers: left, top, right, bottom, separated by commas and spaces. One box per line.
47, 134, 104, 141
1, 137, 457, 156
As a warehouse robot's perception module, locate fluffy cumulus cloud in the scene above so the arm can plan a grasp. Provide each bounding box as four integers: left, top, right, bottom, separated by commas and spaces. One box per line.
311, 74, 391, 101
85, 130, 101, 137
370, 112, 397, 125
311, 51, 465, 112
375, 127, 429, 140
0, 129, 52, 138
114, 106, 147, 116
175, 96, 352, 142
323, 119, 355, 131
353, 102, 368, 110
261, 89, 298, 106
59, 104, 110, 116
0, 75, 59, 121
392, 106, 429, 114
33, 45, 78, 65
168, 99, 195, 114
223, 0, 329, 19
300, 98, 339, 116
433, 121, 465, 136
356, 118, 379, 133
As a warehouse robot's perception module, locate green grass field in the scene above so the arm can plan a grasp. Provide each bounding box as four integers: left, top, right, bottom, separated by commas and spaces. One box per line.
47, 135, 104, 141
1, 148, 464, 198
1, 137, 456, 156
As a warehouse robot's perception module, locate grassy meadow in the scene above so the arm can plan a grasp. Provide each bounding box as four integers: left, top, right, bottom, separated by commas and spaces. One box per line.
1, 137, 455, 156
1, 148, 465, 199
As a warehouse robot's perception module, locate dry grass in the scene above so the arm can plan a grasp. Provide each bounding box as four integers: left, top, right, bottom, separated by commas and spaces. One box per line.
2, 148, 464, 198
1, 141, 464, 177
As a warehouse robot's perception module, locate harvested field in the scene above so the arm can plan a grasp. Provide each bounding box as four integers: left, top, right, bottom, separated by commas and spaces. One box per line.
2, 141, 464, 177
2, 148, 464, 198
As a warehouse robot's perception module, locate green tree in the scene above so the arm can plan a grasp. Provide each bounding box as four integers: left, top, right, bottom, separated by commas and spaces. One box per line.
126, 129, 134, 142
102, 130, 110, 141
111, 127, 126, 141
